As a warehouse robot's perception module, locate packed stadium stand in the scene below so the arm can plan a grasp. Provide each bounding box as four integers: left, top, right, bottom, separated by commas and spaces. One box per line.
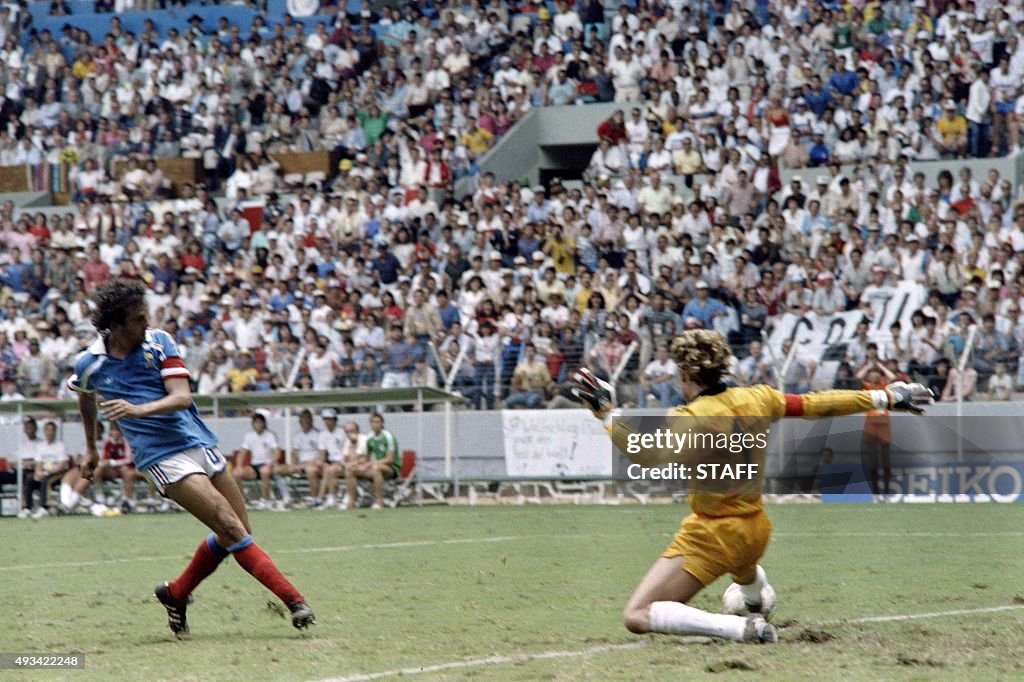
0, 0, 1023, 420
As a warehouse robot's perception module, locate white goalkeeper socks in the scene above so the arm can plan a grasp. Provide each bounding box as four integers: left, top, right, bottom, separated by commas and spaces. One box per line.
739, 565, 768, 604
648, 601, 748, 641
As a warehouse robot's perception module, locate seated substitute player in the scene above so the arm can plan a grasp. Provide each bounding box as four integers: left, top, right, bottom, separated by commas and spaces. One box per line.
15, 417, 42, 518
24, 420, 71, 517
233, 411, 290, 510
339, 421, 369, 509
571, 329, 932, 644
93, 421, 141, 507
70, 279, 315, 637
288, 408, 323, 507
316, 407, 347, 508
59, 420, 137, 512
345, 412, 400, 510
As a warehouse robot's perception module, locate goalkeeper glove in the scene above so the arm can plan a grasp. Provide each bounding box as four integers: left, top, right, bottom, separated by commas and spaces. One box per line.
885, 381, 934, 414
570, 368, 616, 417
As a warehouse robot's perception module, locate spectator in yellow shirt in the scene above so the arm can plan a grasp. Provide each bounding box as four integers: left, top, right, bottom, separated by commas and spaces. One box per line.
71, 53, 95, 80
935, 101, 967, 158
226, 352, 259, 392
573, 271, 594, 313
672, 137, 704, 187
462, 118, 494, 155
505, 344, 553, 408
543, 226, 577, 274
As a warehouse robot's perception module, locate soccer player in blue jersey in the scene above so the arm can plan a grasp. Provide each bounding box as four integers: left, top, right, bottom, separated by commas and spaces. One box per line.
70, 279, 315, 638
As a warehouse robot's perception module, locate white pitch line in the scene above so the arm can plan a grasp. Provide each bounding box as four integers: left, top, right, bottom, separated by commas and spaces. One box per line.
315, 642, 647, 682
0, 535, 530, 572
288, 536, 522, 553
0, 554, 179, 572
825, 604, 1024, 625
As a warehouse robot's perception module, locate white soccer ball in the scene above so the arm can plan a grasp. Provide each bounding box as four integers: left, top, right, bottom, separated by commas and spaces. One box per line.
722, 581, 776, 621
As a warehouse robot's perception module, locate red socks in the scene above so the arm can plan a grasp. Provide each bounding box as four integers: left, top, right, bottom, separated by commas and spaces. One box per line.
168, 533, 303, 606
232, 542, 303, 605
167, 533, 228, 601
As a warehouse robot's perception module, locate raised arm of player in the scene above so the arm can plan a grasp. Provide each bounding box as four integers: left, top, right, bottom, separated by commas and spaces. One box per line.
572, 368, 696, 467
100, 376, 193, 421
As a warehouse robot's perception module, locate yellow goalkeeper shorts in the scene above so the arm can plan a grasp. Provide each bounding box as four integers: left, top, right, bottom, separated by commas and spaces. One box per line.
662, 511, 772, 586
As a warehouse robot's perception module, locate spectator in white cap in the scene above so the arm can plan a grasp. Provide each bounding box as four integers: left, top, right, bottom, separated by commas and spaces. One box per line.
782, 274, 812, 316
806, 174, 831, 207
682, 280, 728, 329
481, 251, 506, 292
811, 272, 847, 316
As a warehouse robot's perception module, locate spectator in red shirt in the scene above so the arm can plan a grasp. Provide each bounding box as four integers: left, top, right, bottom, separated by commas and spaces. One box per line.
597, 109, 627, 145
380, 291, 404, 325
180, 241, 206, 272
28, 216, 50, 245
82, 245, 111, 294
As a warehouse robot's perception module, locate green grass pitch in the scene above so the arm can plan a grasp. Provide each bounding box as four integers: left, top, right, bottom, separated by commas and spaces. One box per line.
3, 504, 1023, 681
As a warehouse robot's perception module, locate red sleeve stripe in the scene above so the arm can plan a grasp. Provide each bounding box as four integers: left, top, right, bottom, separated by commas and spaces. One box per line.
161, 367, 191, 379
161, 357, 187, 369
784, 394, 804, 417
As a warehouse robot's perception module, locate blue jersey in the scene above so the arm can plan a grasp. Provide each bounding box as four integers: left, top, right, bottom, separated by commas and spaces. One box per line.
67, 329, 218, 470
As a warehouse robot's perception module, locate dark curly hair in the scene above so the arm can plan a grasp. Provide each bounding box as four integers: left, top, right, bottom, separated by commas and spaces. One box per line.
91, 278, 148, 336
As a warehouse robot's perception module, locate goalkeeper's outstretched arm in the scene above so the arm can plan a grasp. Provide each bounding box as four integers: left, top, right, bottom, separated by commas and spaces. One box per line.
777, 382, 932, 418
570, 369, 933, 467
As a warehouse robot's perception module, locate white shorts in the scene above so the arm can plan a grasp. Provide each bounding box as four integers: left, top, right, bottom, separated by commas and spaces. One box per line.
144, 446, 227, 495
295, 453, 321, 466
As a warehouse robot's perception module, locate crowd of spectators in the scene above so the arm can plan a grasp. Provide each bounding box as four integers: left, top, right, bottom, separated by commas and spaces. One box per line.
0, 0, 1022, 416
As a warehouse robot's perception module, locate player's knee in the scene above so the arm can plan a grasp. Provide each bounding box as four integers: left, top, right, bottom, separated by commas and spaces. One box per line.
623, 607, 649, 634
215, 516, 249, 546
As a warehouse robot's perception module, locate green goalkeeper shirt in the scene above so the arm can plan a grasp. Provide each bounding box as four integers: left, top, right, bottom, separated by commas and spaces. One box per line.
367, 429, 400, 476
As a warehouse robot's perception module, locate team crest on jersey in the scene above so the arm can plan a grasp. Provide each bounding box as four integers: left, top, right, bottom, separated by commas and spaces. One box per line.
143, 351, 156, 368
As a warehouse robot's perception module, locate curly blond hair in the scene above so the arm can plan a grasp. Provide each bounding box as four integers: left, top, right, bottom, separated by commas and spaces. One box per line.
669, 329, 732, 387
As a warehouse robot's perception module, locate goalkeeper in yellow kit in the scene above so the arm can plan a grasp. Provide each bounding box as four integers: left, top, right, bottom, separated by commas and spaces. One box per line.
571, 330, 933, 644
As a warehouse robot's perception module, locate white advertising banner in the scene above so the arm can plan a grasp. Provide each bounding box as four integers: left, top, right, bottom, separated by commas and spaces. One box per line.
502, 410, 613, 477
767, 282, 928, 379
